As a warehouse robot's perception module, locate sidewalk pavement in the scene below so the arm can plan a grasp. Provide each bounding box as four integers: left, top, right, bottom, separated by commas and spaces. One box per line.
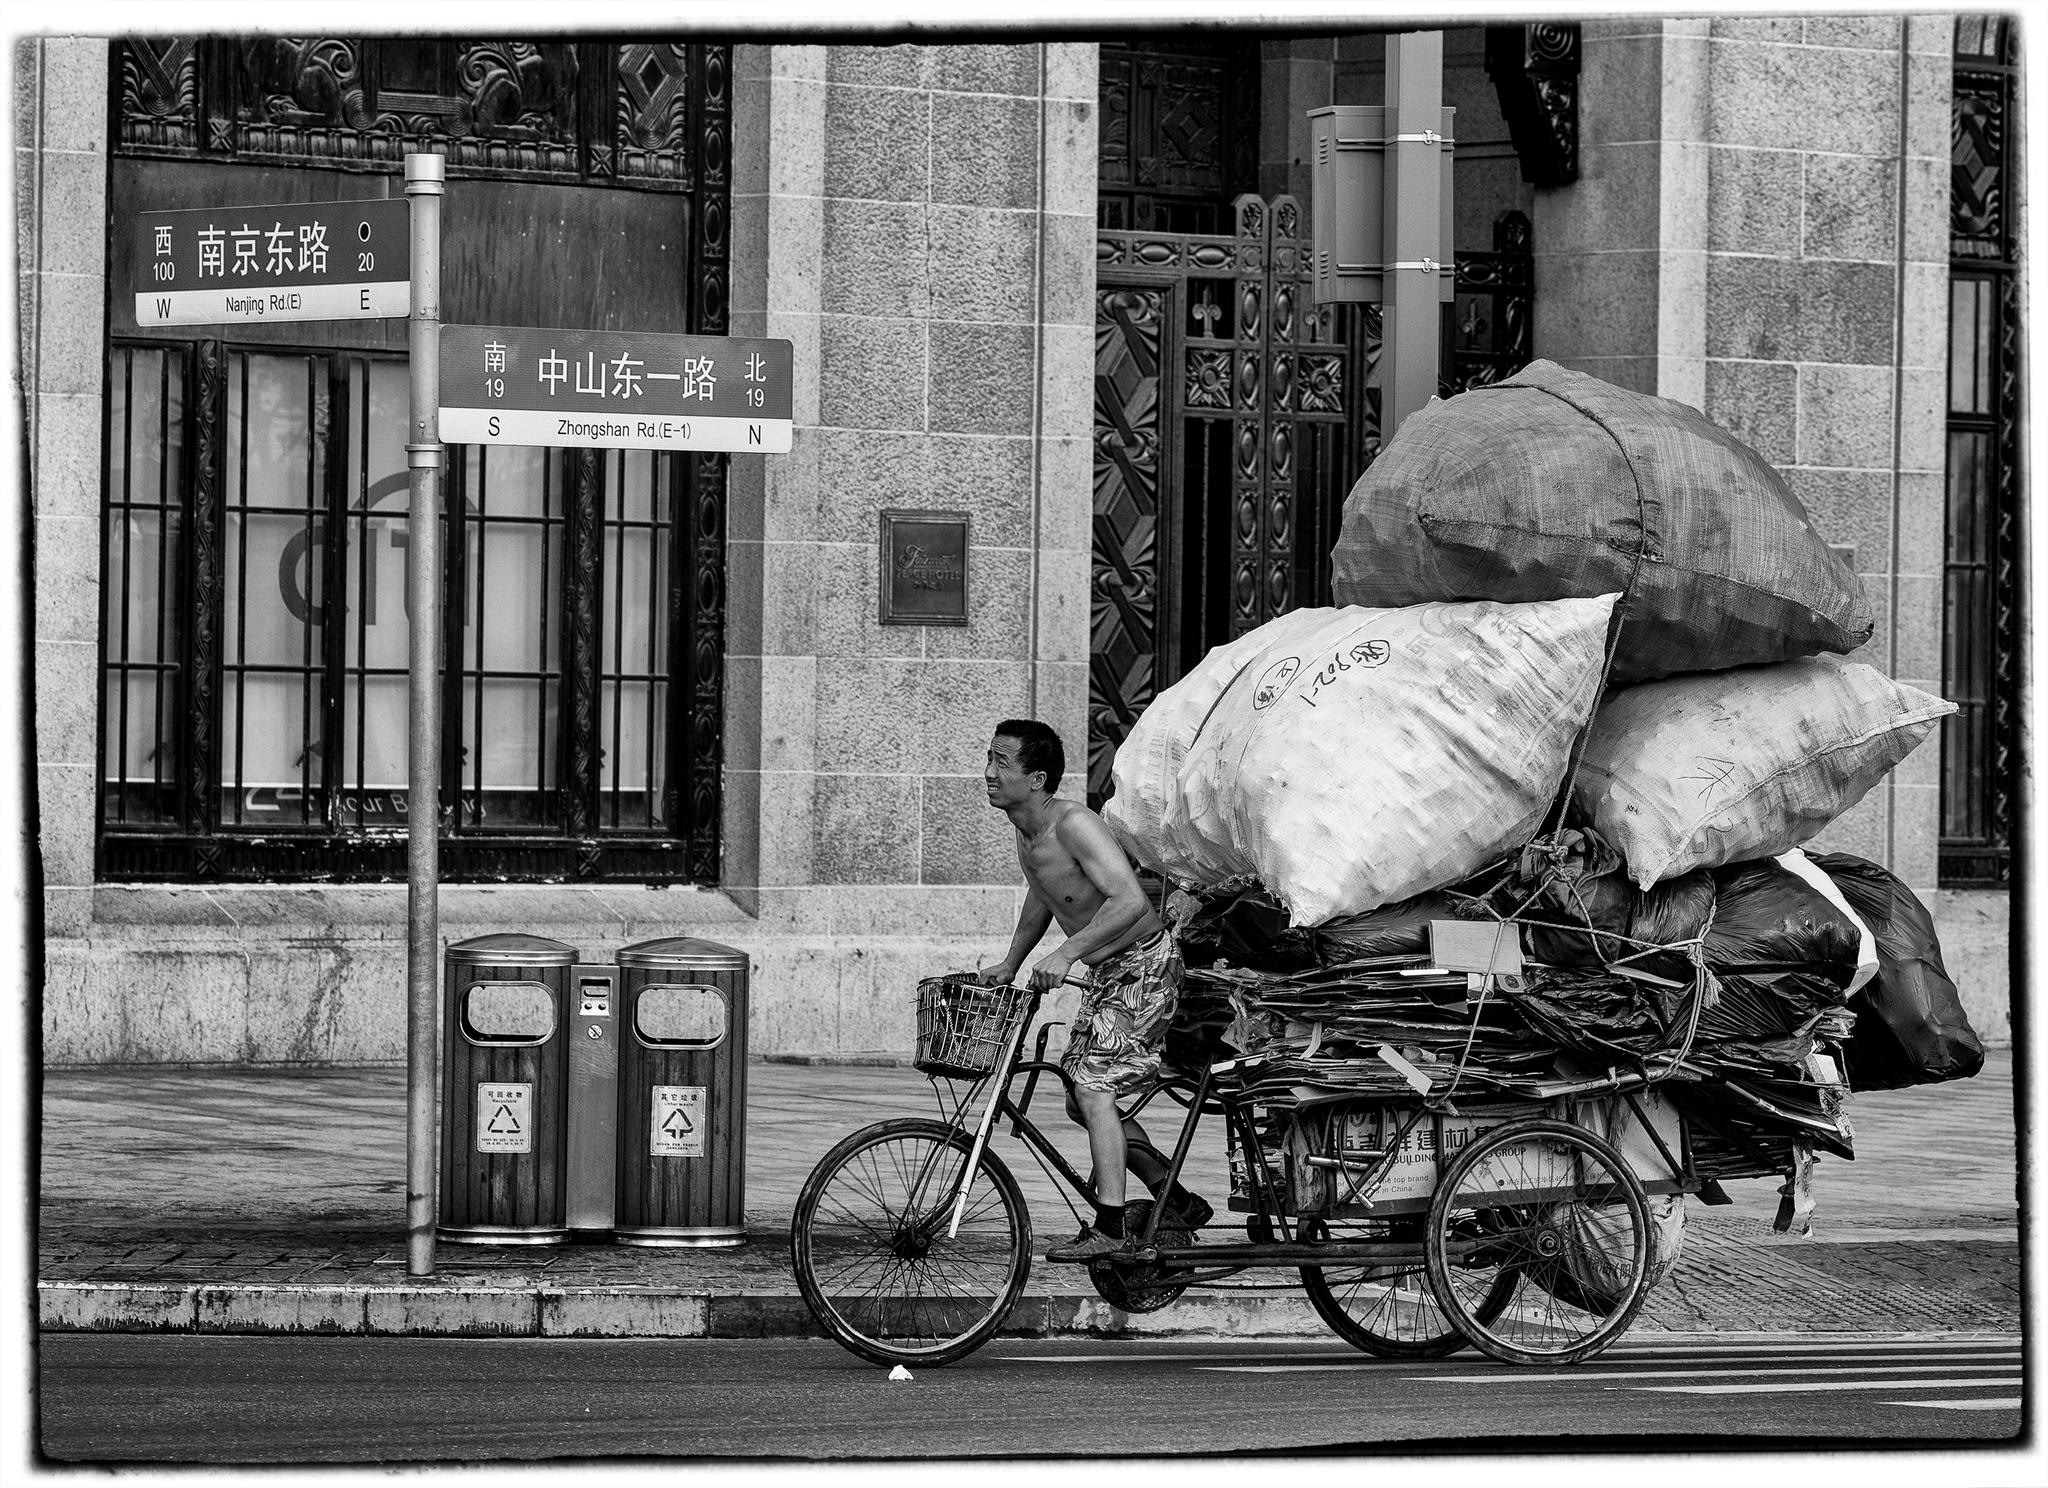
38, 1046, 2022, 1342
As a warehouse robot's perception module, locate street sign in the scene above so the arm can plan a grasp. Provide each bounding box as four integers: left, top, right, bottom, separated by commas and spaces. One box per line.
440, 324, 794, 453
134, 197, 410, 326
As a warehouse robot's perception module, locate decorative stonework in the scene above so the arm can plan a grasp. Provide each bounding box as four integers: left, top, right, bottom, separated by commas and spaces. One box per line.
113, 37, 727, 192
1483, 23, 1580, 189
117, 37, 199, 153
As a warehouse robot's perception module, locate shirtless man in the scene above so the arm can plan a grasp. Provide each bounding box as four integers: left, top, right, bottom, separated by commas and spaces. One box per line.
977, 719, 1210, 1261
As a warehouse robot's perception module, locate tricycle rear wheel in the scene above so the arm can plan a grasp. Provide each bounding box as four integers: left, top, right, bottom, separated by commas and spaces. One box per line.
1424, 1117, 1651, 1366
1300, 1216, 1515, 1358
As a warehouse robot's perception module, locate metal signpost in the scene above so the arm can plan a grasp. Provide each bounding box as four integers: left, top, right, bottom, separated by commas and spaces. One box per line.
129, 152, 793, 1282
132, 197, 410, 326
402, 153, 445, 1280
439, 324, 794, 452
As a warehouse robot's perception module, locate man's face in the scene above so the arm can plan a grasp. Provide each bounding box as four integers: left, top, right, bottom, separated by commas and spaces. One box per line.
985, 735, 1040, 807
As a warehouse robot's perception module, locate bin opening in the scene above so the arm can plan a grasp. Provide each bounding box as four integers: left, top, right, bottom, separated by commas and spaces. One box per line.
636, 984, 727, 1047
462, 981, 557, 1044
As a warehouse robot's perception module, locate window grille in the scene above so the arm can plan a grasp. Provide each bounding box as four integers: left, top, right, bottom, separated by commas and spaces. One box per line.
1940, 16, 2022, 888
96, 342, 720, 883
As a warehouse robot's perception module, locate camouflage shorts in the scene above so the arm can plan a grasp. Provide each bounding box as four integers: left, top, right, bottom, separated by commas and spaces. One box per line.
1060, 928, 1184, 1097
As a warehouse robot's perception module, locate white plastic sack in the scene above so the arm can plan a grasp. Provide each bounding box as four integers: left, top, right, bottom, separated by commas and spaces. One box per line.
1106, 595, 1619, 926
1573, 655, 1956, 888
1102, 606, 1340, 887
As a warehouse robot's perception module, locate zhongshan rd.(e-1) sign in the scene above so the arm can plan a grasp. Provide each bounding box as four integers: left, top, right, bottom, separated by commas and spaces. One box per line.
134, 198, 410, 326
440, 324, 795, 454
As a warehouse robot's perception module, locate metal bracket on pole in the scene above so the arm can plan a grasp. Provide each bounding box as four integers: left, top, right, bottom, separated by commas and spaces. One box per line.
403, 150, 445, 1279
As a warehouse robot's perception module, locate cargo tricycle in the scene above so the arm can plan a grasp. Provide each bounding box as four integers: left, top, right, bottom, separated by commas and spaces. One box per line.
789, 971, 1701, 1369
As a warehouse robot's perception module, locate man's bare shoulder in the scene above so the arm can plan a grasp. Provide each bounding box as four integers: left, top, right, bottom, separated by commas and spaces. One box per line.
1048, 798, 1121, 853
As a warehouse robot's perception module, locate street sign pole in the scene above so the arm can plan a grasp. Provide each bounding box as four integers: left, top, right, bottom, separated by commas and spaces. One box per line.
403, 151, 445, 1279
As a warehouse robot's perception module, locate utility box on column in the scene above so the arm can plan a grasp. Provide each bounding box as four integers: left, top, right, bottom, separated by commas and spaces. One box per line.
614, 937, 751, 1248
1306, 104, 1456, 306
439, 933, 577, 1245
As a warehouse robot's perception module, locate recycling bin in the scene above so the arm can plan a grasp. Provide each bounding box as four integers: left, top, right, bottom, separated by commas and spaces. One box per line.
439, 933, 577, 1245
614, 937, 750, 1247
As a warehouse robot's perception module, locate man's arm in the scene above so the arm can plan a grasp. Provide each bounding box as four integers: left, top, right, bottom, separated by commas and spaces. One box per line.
980, 888, 1056, 985
1028, 812, 1153, 989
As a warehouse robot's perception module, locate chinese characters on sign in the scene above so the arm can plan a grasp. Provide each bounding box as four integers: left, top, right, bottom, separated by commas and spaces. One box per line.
879, 510, 970, 626
440, 324, 795, 454
133, 198, 411, 326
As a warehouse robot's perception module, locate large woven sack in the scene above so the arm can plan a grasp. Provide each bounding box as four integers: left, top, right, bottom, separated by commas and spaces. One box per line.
1102, 606, 1339, 887
1573, 655, 1955, 888
1106, 595, 1617, 926
1328, 359, 1871, 683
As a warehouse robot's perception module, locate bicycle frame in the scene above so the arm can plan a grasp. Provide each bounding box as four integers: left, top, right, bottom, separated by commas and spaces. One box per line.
919, 983, 1700, 1273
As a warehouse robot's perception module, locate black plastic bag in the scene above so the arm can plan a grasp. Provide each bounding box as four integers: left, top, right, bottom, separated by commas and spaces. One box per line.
1314, 892, 1462, 963
1806, 851, 1985, 1090
1179, 886, 1322, 973
1702, 859, 1863, 990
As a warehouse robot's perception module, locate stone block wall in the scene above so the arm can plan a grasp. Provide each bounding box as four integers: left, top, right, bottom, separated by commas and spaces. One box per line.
20, 36, 110, 946
34, 39, 1100, 1065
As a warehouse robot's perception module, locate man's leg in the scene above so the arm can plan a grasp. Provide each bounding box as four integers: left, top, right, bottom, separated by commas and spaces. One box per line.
1072, 1086, 1129, 1210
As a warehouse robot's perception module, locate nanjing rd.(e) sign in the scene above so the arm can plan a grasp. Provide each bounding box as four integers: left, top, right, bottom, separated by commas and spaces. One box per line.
439, 324, 795, 454
134, 198, 411, 325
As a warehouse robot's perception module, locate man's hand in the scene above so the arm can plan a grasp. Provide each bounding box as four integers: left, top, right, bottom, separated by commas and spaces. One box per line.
1028, 949, 1076, 991
977, 962, 1018, 986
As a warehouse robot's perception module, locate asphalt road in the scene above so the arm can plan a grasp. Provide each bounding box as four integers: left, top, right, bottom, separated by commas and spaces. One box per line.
38, 1333, 2025, 1463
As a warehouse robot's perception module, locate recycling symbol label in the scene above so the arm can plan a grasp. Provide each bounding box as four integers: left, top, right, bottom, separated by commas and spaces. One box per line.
651, 1085, 707, 1158
475, 1083, 533, 1154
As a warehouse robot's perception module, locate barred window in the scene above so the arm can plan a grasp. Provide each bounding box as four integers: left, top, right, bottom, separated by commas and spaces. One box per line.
97, 341, 723, 883
1941, 16, 2021, 888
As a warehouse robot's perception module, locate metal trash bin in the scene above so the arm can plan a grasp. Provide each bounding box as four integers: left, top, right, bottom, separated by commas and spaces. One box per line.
439, 933, 577, 1245
614, 937, 750, 1248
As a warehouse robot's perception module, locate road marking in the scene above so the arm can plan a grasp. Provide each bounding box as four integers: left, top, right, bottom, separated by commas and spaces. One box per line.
1601, 1337, 2020, 1355
1883, 1399, 2022, 1411
1000, 1350, 1357, 1365
1391, 1361, 2018, 1384
1206, 1360, 2016, 1379
1630, 1377, 2022, 1395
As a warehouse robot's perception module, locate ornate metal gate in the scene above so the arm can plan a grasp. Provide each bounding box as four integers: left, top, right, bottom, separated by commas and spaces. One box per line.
1089, 200, 1535, 808
1089, 195, 1374, 807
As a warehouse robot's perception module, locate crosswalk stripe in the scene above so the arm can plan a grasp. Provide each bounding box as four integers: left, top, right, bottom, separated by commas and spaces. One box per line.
1203, 1361, 2016, 1379
1884, 1399, 2023, 1411
1631, 1377, 2022, 1395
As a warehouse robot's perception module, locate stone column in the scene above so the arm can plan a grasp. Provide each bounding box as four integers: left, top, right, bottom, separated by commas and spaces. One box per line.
724, 43, 1098, 1054
1531, 17, 1709, 404
19, 37, 112, 944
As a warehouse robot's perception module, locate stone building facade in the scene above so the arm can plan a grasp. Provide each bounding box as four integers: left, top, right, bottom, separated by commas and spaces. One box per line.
21, 17, 2018, 1066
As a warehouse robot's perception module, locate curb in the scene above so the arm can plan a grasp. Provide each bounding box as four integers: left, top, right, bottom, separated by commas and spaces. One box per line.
36, 1281, 1322, 1340
37, 1280, 2016, 1342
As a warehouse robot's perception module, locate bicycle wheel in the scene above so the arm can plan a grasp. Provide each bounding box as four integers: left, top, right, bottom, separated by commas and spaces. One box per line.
1424, 1118, 1651, 1366
1299, 1216, 1516, 1359
789, 1118, 1032, 1368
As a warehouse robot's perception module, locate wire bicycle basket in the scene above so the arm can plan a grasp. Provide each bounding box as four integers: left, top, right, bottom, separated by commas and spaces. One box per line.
914, 975, 1028, 1079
